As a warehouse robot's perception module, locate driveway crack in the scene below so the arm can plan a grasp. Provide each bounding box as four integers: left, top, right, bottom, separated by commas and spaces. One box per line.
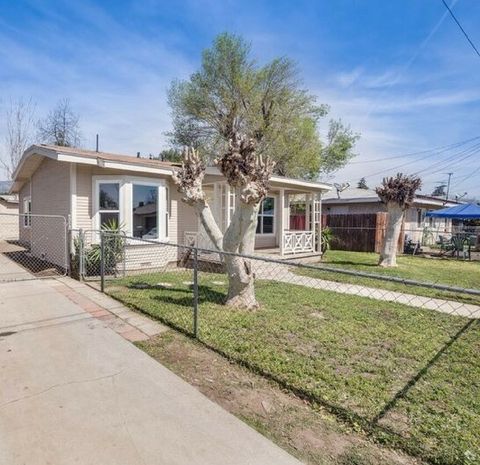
0, 370, 124, 409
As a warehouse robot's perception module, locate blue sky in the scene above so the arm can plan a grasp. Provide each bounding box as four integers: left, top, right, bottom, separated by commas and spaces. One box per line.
1, 0, 480, 197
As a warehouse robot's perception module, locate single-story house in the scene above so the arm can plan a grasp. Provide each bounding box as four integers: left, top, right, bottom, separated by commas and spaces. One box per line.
323, 186, 461, 243
0, 192, 19, 241
10, 144, 331, 269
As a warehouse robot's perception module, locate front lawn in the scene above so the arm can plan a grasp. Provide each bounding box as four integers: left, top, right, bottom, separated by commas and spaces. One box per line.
294, 250, 480, 306
106, 270, 479, 464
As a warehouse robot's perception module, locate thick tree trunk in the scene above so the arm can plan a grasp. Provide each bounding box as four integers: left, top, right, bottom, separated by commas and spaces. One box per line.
378, 203, 404, 267
222, 201, 260, 309
193, 200, 223, 250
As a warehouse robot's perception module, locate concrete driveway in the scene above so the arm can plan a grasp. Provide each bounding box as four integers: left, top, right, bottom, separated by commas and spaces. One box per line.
0, 276, 302, 465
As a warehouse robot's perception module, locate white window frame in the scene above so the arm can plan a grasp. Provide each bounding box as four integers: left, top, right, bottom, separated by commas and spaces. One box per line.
256, 196, 276, 236
23, 196, 32, 228
92, 176, 168, 242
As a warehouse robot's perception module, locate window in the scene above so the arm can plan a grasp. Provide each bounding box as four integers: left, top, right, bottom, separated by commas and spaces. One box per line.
23, 197, 31, 228
416, 208, 424, 227
94, 177, 168, 241
98, 183, 120, 228
132, 184, 158, 239
256, 197, 275, 234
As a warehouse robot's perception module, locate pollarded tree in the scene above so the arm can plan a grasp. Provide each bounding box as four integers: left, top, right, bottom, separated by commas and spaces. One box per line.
174, 141, 274, 308
376, 173, 422, 267
170, 33, 358, 308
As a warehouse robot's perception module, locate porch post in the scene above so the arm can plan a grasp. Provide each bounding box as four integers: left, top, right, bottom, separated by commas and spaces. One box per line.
279, 188, 285, 256
310, 192, 316, 253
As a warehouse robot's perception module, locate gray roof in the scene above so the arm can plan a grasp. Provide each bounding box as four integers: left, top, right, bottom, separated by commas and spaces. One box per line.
0, 180, 12, 194
323, 186, 379, 202
0, 194, 18, 204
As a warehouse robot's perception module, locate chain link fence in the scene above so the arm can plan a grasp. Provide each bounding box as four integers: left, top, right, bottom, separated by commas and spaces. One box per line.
87, 231, 480, 460
0, 213, 68, 281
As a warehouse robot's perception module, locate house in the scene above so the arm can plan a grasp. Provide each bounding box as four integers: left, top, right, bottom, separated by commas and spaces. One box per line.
10, 144, 331, 270
323, 186, 461, 243
0, 192, 19, 241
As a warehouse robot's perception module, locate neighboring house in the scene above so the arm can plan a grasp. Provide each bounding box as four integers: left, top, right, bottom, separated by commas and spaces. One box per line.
323, 186, 461, 243
0, 193, 19, 241
10, 144, 331, 269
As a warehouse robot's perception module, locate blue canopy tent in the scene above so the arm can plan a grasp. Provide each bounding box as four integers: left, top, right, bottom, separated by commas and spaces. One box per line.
426, 203, 480, 259
426, 203, 480, 219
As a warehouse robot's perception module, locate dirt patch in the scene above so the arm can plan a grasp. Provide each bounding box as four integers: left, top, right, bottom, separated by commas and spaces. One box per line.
138, 332, 424, 465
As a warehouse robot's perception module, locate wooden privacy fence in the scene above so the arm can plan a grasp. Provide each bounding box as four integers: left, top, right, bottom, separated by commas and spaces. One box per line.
322, 213, 404, 253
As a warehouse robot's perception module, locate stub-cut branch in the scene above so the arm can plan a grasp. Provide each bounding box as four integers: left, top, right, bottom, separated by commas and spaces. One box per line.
216, 134, 275, 205
172, 147, 206, 205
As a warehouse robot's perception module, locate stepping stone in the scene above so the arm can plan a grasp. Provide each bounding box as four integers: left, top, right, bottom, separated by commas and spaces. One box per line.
155, 282, 173, 288
212, 281, 225, 285
182, 281, 194, 286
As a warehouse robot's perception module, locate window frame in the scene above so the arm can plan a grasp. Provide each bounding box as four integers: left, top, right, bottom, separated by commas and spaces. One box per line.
23, 196, 32, 228
92, 176, 168, 242
256, 196, 276, 236
131, 180, 161, 240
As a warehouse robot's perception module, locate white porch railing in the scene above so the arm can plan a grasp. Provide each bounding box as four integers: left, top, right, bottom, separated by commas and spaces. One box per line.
283, 230, 314, 254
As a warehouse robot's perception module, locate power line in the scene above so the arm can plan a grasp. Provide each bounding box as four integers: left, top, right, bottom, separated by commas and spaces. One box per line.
413, 142, 480, 177
363, 140, 480, 179
441, 0, 480, 59
350, 135, 480, 164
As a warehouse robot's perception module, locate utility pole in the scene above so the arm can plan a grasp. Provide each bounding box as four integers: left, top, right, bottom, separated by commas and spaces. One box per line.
445, 172, 453, 202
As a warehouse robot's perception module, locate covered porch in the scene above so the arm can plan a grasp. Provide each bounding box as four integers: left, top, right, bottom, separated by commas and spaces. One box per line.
184, 176, 328, 258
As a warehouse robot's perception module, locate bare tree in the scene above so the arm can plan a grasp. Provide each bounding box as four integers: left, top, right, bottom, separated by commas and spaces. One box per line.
37, 98, 82, 147
376, 173, 422, 267
1, 98, 36, 178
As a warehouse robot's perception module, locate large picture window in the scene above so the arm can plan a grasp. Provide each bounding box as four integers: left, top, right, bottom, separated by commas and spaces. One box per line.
132, 184, 158, 239
98, 183, 120, 228
94, 177, 167, 241
256, 197, 275, 234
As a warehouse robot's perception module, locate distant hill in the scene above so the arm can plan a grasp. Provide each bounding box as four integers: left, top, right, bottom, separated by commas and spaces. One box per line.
0, 181, 12, 194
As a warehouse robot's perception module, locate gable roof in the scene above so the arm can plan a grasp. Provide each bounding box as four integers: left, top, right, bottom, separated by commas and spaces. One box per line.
11, 144, 332, 194
11, 144, 180, 193
323, 185, 461, 208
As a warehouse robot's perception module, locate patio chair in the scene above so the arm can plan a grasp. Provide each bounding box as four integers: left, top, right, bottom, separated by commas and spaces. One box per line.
451, 235, 470, 260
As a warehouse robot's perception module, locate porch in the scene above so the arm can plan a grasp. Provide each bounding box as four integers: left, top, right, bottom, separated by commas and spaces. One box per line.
183, 180, 325, 258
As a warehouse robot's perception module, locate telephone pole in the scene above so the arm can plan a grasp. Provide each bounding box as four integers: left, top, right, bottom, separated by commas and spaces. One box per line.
445, 172, 453, 202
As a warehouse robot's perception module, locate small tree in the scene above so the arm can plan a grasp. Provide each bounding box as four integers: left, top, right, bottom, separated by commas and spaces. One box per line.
357, 177, 368, 190
37, 98, 82, 147
1, 97, 36, 178
376, 173, 421, 267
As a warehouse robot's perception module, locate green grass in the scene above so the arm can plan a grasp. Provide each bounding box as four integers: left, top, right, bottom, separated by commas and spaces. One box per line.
106, 270, 480, 464
294, 250, 480, 306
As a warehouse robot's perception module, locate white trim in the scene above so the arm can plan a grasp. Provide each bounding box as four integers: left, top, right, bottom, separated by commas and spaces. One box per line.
69, 164, 77, 229
204, 166, 331, 192
57, 153, 98, 165
97, 159, 174, 176
91, 175, 168, 241
256, 195, 276, 236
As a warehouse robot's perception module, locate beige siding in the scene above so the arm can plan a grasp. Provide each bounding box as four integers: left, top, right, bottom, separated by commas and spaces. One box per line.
18, 159, 70, 267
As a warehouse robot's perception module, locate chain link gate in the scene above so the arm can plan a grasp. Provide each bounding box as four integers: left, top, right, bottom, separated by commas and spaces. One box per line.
0, 212, 69, 282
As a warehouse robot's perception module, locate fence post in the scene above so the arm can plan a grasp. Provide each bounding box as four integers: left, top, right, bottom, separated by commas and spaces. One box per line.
192, 247, 199, 338
100, 231, 105, 293
78, 228, 84, 281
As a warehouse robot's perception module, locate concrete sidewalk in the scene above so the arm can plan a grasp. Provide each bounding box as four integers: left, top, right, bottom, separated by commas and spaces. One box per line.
0, 277, 302, 465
